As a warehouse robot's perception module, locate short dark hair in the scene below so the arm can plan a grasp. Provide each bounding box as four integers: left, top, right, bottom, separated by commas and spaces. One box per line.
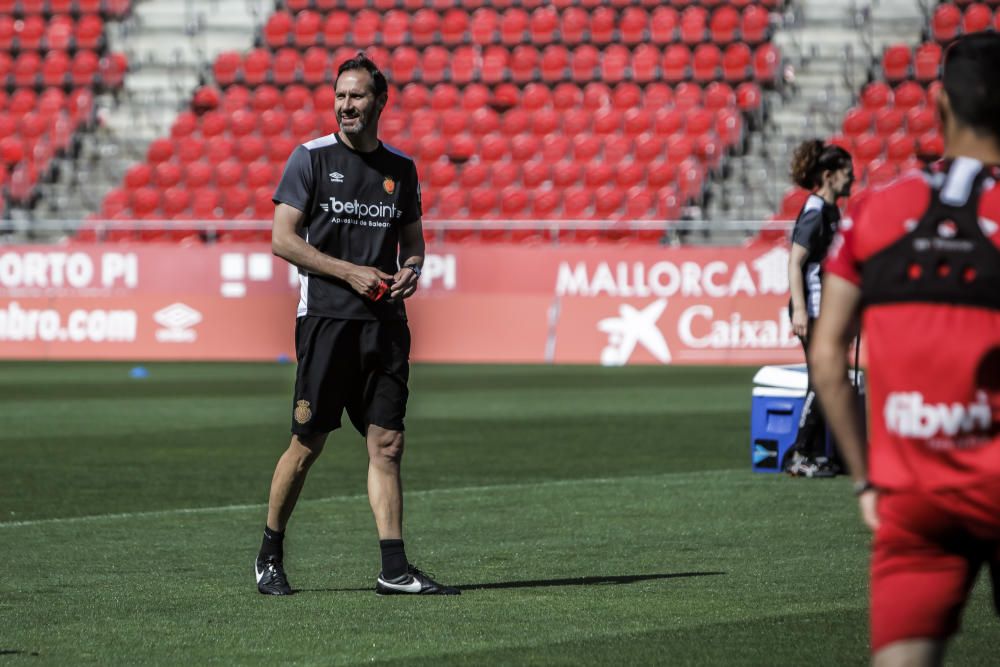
790, 140, 852, 189
942, 33, 1000, 141
335, 52, 388, 98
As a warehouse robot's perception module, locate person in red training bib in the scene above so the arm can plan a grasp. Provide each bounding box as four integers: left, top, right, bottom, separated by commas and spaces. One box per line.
811, 33, 1000, 667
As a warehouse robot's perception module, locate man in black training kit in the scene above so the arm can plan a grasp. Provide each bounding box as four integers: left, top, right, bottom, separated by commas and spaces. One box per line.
255, 54, 458, 596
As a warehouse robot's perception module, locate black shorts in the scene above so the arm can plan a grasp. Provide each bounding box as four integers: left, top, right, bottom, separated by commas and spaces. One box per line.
291, 316, 410, 437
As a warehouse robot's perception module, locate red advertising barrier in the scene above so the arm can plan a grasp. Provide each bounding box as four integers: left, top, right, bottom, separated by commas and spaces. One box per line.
0, 241, 804, 364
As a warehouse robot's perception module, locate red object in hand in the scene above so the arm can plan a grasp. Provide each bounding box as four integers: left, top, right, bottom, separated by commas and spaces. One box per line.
368, 279, 390, 301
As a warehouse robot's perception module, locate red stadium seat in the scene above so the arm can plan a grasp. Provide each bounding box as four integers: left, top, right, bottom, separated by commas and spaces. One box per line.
853, 133, 885, 163
931, 5, 961, 43
886, 131, 916, 163
175, 136, 204, 163
584, 161, 614, 188
451, 46, 478, 85
654, 108, 684, 136
146, 137, 174, 164
590, 7, 616, 44
558, 7, 588, 45
206, 135, 236, 162
213, 52, 241, 87
215, 159, 244, 188
913, 43, 942, 83
644, 82, 674, 108
481, 45, 509, 84
842, 107, 872, 137
572, 45, 600, 83
0, 16, 13, 53
220, 187, 253, 219
42, 51, 71, 88
492, 161, 521, 189
152, 162, 183, 190
875, 108, 904, 137
510, 133, 540, 161
601, 45, 630, 84
522, 159, 550, 188
101, 189, 128, 218
692, 43, 722, 83
531, 188, 560, 218
19, 15, 46, 50
882, 44, 911, 83
860, 82, 892, 110
561, 187, 593, 219
447, 133, 476, 162
710, 6, 740, 45
722, 43, 752, 83
470, 7, 499, 45
905, 106, 936, 135
422, 47, 450, 85
962, 3, 992, 34
667, 135, 694, 162
634, 133, 664, 162
592, 108, 621, 135
500, 8, 529, 46
623, 108, 652, 135
530, 6, 559, 45
632, 44, 660, 84
480, 133, 509, 161
865, 159, 897, 187
428, 160, 457, 189
552, 159, 583, 188
242, 49, 272, 87
680, 6, 708, 45
917, 132, 944, 158
264, 11, 293, 49
662, 44, 691, 83
322, 12, 350, 48
893, 81, 925, 110
191, 189, 220, 219
459, 162, 489, 189
184, 162, 213, 188
499, 187, 530, 220
470, 107, 501, 135
541, 134, 572, 162
620, 7, 650, 45
741, 5, 770, 45
650, 7, 679, 44
715, 108, 743, 147
123, 163, 152, 190
468, 187, 499, 217
510, 45, 540, 84
501, 108, 531, 135
532, 108, 560, 135
704, 82, 736, 110
259, 109, 289, 137
352, 10, 381, 47
674, 82, 703, 110
246, 161, 275, 189
753, 44, 780, 84
441, 9, 469, 46
130, 187, 160, 218
408, 9, 438, 47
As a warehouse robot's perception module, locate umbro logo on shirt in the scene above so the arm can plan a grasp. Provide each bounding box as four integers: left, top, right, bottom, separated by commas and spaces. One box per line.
320, 203, 330, 211
329, 172, 345, 184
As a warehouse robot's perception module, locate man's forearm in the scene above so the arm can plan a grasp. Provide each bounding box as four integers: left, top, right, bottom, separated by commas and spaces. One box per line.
273, 231, 356, 281
788, 265, 807, 312
812, 340, 867, 482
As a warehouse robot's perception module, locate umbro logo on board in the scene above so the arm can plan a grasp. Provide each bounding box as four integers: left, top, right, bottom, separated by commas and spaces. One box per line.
329, 172, 344, 183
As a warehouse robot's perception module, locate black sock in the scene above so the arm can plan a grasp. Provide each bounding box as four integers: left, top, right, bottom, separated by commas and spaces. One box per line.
259, 526, 284, 562
379, 539, 408, 579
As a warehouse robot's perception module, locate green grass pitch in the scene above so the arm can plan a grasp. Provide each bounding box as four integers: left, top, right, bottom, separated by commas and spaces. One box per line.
1, 362, 995, 665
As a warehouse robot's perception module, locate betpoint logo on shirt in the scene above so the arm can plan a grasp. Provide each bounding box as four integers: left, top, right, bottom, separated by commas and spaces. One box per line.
323, 196, 403, 220
884, 390, 993, 441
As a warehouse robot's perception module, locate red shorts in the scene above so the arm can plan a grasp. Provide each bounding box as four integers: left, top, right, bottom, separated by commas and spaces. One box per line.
871, 481, 1000, 652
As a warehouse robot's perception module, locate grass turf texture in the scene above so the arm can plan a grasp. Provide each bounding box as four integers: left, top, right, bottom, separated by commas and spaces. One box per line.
0, 362, 995, 666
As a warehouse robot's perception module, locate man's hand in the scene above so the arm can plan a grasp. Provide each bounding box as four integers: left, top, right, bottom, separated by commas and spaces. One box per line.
389, 265, 419, 300
345, 266, 394, 299
792, 307, 809, 338
859, 489, 880, 531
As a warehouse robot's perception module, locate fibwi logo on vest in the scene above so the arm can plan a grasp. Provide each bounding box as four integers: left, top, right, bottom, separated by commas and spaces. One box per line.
884, 390, 994, 447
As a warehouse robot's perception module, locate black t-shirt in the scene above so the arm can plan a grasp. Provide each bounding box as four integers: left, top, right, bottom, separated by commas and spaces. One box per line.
790, 193, 841, 318
273, 133, 421, 320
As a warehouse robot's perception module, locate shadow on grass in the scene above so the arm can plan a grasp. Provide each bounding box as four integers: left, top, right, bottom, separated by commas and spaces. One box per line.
295, 571, 725, 594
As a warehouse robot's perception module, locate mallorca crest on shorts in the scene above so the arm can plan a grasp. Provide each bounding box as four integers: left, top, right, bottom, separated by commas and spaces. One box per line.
294, 400, 312, 424
383, 176, 395, 195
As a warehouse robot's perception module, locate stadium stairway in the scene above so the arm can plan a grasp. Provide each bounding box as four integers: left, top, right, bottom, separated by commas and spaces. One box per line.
33, 0, 267, 221
706, 0, 923, 221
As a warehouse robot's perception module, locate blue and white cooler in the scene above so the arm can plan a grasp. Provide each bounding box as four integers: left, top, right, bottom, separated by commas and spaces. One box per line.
749, 364, 865, 473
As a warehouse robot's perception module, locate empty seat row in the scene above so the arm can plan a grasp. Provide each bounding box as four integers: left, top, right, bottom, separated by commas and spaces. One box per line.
0, 13, 105, 52
0, 49, 126, 89
281, 0, 782, 13
842, 105, 938, 138
214, 42, 780, 87
930, 3, 1000, 43
262, 5, 772, 49
0, 0, 130, 18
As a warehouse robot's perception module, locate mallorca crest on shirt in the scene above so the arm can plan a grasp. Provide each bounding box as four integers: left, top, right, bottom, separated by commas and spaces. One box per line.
383, 176, 395, 195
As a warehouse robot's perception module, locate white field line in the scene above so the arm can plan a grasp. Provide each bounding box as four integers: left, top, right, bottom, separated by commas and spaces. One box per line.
0, 469, 743, 529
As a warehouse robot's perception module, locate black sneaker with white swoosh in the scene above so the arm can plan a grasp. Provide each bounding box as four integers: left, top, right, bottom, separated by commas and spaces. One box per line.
255, 556, 292, 595
376, 565, 460, 596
